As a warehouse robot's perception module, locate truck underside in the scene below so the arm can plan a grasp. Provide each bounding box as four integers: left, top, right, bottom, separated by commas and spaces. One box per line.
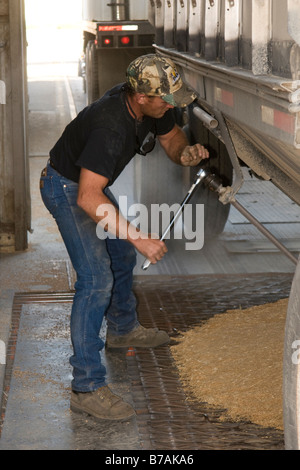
153, 45, 300, 207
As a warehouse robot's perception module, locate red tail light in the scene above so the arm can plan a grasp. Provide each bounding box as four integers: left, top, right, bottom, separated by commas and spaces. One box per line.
101, 36, 113, 47
118, 35, 133, 47
121, 36, 130, 45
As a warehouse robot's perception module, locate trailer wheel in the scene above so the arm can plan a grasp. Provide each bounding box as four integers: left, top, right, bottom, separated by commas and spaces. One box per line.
187, 113, 233, 237
133, 110, 233, 238
283, 256, 300, 449
85, 41, 99, 104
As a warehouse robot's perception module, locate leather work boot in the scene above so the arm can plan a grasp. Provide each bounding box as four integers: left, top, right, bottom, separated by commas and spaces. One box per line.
70, 386, 135, 421
106, 324, 170, 349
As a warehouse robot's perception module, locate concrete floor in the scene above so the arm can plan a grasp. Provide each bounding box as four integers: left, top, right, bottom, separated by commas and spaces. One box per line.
0, 61, 299, 450
0, 274, 291, 450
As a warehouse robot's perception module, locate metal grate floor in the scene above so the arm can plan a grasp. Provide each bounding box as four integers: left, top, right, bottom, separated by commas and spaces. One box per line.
0, 273, 293, 450
129, 274, 292, 450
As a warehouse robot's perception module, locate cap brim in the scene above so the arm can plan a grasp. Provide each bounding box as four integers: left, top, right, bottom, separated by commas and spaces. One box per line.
162, 83, 198, 108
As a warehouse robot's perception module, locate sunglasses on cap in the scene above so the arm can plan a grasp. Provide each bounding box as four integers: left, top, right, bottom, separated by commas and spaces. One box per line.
122, 85, 157, 156
135, 129, 156, 156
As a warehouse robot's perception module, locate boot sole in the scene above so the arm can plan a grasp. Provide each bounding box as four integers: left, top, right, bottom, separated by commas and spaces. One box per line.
106, 338, 170, 349
70, 403, 135, 421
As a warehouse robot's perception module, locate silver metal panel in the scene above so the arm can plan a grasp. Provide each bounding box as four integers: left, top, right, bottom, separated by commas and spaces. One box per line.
272, 0, 289, 41
152, 2, 300, 205
251, 0, 271, 75
188, 0, 205, 54
154, 0, 164, 44
148, 0, 156, 25
176, 0, 189, 51
204, 0, 220, 60
241, 0, 252, 41
0, 80, 5, 104
288, 0, 300, 46
224, 0, 240, 66
155, 45, 300, 184
157, 0, 300, 74
129, 0, 149, 20
164, 0, 176, 48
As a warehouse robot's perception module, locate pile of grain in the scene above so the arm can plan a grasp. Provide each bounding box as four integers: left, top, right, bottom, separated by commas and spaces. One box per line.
171, 298, 288, 430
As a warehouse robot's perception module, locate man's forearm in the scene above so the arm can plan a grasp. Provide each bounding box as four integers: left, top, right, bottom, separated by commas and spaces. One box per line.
159, 124, 210, 167
77, 167, 168, 264
78, 192, 168, 264
159, 125, 189, 165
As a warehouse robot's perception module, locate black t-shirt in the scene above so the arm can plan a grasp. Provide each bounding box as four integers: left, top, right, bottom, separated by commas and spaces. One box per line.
50, 84, 176, 185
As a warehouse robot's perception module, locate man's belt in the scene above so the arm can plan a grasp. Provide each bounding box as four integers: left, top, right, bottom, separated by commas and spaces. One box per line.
49, 159, 57, 171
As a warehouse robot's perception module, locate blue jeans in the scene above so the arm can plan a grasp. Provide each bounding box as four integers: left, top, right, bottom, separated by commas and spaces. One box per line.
40, 162, 138, 392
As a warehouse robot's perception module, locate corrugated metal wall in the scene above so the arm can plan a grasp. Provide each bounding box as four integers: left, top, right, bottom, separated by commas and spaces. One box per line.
152, 0, 300, 79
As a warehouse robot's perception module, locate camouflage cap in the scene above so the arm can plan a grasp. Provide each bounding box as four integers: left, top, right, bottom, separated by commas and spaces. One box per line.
126, 54, 198, 107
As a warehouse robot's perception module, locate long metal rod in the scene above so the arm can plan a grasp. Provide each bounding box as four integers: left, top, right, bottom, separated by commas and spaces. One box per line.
204, 171, 299, 266
231, 199, 298, 266
141, 168, 208, 270
142, 166, 298, 270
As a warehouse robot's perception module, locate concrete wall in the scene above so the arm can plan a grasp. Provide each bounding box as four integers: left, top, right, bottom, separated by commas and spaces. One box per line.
0, 0, 30, 252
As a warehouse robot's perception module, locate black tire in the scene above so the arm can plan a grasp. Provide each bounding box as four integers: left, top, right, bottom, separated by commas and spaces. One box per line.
85, 41, 99, 105
283, 255, 300, 449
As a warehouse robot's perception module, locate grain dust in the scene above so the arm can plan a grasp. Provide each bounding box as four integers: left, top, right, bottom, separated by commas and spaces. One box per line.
171, 298, 288, 430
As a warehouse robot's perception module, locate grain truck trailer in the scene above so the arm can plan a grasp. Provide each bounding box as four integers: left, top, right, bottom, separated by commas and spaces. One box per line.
80, 0, 154, 103
145, 0, 300, 449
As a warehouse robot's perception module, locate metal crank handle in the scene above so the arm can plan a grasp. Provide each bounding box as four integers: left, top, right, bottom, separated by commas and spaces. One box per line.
142, 258, 152, 270
141, 168, 208, 271
141, 205, 186, 270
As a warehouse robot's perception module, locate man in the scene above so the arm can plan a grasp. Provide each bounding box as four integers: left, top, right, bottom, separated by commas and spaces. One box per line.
40, 54, 209, 421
